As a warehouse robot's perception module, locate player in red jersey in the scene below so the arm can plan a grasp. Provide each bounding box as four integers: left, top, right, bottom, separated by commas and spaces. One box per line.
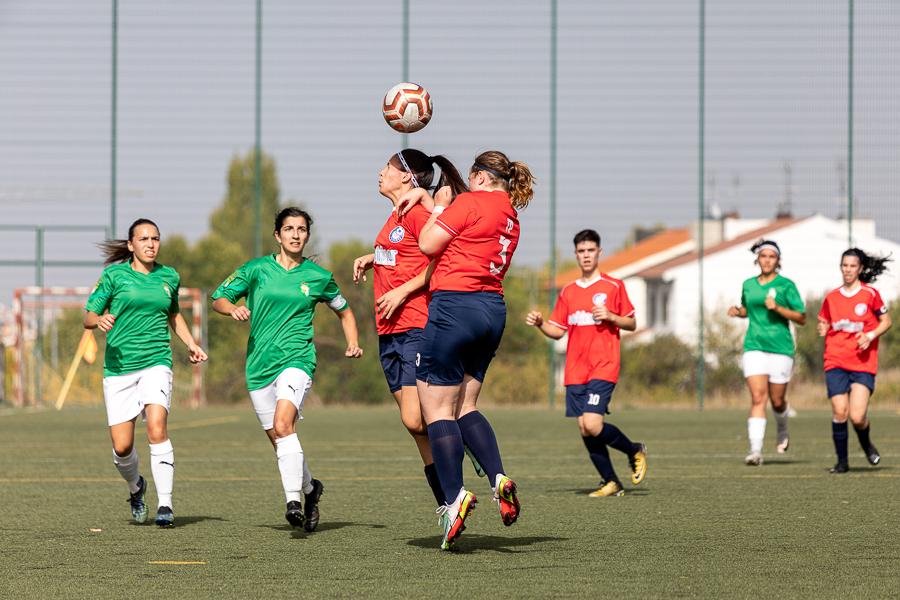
817, 248, 892, 473
527, 229, 647, 497
352, 149, 468, 507
399, 150, 534, 550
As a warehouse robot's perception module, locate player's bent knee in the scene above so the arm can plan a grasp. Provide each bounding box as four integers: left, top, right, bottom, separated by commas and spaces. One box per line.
113, 442, 134, 457
272, 421, 294, 439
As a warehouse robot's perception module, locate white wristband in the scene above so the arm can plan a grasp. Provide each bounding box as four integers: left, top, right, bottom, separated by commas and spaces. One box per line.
432, 206, 445, 215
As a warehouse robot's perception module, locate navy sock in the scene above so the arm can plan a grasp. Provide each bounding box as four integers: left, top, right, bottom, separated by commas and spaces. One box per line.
426, 420, 464, 504
457, 411, 505, 484
853, 423, 872, 451
599, 422, 640, 456
423, 463, 445, 506
582, 435, 618, 484
832, 421, 849, 464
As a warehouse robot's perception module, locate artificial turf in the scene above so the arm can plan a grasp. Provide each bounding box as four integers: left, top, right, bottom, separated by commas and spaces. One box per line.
1, 405, 898, 599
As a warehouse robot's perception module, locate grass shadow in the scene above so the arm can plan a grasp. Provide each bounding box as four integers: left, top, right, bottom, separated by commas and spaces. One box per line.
562, 487, 652, 496
257, 521, 387, 538
406, 534, 566, 554
128, 515, 227, 528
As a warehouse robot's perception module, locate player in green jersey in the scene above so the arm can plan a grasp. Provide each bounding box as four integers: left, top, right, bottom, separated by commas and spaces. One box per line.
212, 207, 362, 531
727, 240, 806, 465
84, 218, 208, 527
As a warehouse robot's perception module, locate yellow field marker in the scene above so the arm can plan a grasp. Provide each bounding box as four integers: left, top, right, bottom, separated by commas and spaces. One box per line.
147, 561, 207, 566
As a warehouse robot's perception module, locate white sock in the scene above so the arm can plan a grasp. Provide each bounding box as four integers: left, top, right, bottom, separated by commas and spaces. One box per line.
275, 434, 304, 503
113, 447, 141, 493
773, 405, 789, 433
302, 459, 314, 495
149, 440, 175, 509
748, 417, 766, 454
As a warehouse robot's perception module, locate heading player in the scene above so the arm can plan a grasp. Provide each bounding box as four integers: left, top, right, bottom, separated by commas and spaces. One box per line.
84, 218, 208, 528
817, 248, 892, 473
727, 240, 806, 466
352, 149, 468, 507
527, 229, 647, 497
212, 207, 362, 530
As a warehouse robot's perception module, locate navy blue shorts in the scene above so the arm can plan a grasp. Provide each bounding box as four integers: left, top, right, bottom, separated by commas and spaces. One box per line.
825, 368, 875, 398
379, 328, 423, 393
416, 291, 506, 386
566, 379, 615, 417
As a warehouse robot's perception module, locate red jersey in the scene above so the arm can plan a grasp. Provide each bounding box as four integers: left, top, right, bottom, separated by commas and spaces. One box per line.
430, 190, 519, 294
819, 284, 887, 374
372, 204, 431, 335
548, 274, 635, 385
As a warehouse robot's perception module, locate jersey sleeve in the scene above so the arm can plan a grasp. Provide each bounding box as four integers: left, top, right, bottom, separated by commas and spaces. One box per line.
434, 195, 475, 238
169, 274, 181, 315
320, 275, 348, 311
548, 290, 568, 330
740, 282, 748, 308
211, 262, 252, 303
818, 296, 831, 322
616, 283, 635, 318
784, 281, 805, 313
871, 288, 887, 316
84, 270, 114, 314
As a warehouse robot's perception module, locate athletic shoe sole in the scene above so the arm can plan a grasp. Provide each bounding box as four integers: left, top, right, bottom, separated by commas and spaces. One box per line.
285, 502, 305, 528
441, 492, 477, 551
630, 444, 648, 485
497, 477, 520, 526
304, 479, 324, 532
155, 507, 175, 528
129, 476, 149, 524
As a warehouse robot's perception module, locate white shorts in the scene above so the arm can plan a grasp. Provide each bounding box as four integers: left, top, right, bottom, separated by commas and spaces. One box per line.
102, 365, 173, 426
742, 351, 794, 384
248, 367, 313, 430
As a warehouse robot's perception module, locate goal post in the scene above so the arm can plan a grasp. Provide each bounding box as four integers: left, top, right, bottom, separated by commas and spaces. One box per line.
10, 286, 206, 409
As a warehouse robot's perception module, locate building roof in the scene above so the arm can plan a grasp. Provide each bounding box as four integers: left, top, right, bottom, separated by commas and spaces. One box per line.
635, 217, 805, 279
555, 228, 691, 288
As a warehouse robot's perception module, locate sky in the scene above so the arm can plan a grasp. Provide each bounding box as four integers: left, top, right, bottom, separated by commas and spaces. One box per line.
1, 0, 898, 304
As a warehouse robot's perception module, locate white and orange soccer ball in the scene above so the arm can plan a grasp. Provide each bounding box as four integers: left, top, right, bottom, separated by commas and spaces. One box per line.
382, 82, 433, 133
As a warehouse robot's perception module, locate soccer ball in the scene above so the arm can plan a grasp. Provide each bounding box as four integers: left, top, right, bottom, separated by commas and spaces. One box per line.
382, 82, 433, 133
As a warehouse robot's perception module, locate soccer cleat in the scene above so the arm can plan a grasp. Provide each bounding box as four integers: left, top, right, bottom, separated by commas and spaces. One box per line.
776, 432, 790, 454
744, 452, 764, 466
303, 479, 324, 532
494, 474, 520, 526
155, 506, 175, 528
829, 462, 849, 474
464, 445, 486, 478
589, 480, 624, 497
436, 489, 477, 551
864, 444, 881, 466
128, 476, 149, 523
629, 443, 648, 485
285, 500, 305, 528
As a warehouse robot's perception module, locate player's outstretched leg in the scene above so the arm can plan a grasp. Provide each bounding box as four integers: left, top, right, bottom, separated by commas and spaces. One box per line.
457, 411, 519, 524
853, 422, 880, 466
599, 422, 647, 485
830, 421, 850, 473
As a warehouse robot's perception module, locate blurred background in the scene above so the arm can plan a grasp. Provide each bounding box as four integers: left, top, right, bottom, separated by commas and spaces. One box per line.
1, 0, 898, 410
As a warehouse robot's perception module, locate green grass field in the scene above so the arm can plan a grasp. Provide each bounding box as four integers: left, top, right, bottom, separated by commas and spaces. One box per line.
1, 405, 898, 599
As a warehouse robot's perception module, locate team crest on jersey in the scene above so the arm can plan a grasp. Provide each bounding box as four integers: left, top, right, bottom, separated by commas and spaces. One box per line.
592, 293, 607, 307
300, 283, 310, 297
162, 283, 171, 298
854, 303, 867, 316
389, 226, 405, 243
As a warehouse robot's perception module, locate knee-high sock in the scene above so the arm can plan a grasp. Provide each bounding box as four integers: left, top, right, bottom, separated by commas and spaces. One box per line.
457, 411, 505, 485
424, 463, 446, 506
302, 457, 313, 495
149, 440, 175, 509
582, 435, 618, 484
832, 421, 849, 463
113, 447, 141, 494
853, 422, 872, 451
275, 434, 304, 503
748, 417, 766, 454
773, 405, 789, 434
599, 422, 640, 456
426, 420, 465, 504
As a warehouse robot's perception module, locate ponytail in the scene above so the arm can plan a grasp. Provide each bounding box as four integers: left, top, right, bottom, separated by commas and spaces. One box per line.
393, 149, 469, 199
471, 150, 535, 210
98, 218, 159, 265
843, 247, 891, 283
430, 154, 469, 197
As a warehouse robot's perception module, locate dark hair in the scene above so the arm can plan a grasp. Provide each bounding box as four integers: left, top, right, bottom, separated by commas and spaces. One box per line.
470, 150, 535, 210
573, 229, 601, 247
274, 207, 313, 233
99, 218, 159, 265
842, 247, 891, 283
391, 149, 469, 197
750, 238, 782, 271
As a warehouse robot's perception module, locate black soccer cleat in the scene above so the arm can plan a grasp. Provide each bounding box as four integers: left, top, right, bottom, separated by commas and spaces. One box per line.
303, 479, 324, 532
155, 506, 175, 528
128, 476, 149, 523
829, 462, 849, 474
285, 500, 305, 528
864, 444, 881, 466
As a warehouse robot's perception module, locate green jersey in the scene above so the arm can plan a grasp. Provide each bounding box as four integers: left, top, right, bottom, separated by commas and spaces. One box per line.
211, 255, 348, 390
740, 274, 805, 356
85, 262, 181, 377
